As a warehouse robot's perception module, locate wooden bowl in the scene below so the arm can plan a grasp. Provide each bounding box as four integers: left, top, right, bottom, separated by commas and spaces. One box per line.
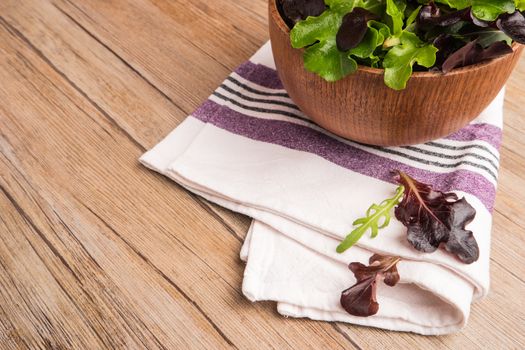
269, 0, 524, 146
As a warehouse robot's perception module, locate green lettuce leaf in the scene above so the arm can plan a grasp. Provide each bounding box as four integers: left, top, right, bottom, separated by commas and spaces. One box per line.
386, 0, 406, 34
405, 5, 422, 28
517, 0, 525, 11
348, 21, 389, 58
471, 0, 515, 21
383, 31, 438, 90
434, 0, 472, 9
355, 0, 385, 15
290, 0, 358, 81
474, 29, 513, 47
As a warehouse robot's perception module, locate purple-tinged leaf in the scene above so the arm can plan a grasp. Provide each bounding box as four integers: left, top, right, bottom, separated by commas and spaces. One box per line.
432, 34, 460, 68
470, 10, 492, 27
278, 0, 326, 28
394, 171, 480, 264
441, 39, 513, 73
341, 254, 400, 317
497, 11, 525, 44
417, 3, 470, 28
336, 8, 378, 51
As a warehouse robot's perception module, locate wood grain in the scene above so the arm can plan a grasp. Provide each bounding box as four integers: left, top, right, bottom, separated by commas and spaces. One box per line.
0, 0, 523, 348
269, 0, 524, 146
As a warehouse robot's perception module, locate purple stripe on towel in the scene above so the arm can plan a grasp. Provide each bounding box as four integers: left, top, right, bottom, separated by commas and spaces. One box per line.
445, 123, 502, 150
235, 61, 284, 90
194, 100, 496, 211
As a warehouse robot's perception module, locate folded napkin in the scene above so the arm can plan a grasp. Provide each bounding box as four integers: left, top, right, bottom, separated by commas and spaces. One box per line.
140, 42, 502, 335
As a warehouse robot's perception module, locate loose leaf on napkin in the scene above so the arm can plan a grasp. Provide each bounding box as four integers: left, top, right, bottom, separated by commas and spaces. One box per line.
341, 254, 401, 317
394, 171, 479, 264
336, 186, 405, 253
290, 0, 358, 81
441, 39, 513, 73
497, 11, 525, 44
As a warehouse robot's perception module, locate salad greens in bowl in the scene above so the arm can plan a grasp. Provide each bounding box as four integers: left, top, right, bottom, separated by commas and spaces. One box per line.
268, 0, 523, 146
278, 0, 525, 90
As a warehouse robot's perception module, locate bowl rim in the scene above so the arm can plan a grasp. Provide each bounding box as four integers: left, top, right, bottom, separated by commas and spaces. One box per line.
270, 0, 523, 78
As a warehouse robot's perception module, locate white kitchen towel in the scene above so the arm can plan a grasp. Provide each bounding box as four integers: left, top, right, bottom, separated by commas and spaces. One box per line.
140, 42, 503, 335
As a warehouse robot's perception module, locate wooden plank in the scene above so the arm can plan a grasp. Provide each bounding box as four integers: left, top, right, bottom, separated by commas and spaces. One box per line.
0, 0, 523, 348
0, 9, 354, 349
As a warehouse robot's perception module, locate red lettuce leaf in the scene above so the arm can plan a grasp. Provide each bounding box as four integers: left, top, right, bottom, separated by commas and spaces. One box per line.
336, 8, 378, 51
341, 254, 400, 317
497, 11, 525, 44
278, 0, 326, 28
394, 171, 479, 264
441, 39, 513, 73
417, 3, 470, 28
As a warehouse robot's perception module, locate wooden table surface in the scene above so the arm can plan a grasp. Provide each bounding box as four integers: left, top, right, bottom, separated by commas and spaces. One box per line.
0, 1, 524, 349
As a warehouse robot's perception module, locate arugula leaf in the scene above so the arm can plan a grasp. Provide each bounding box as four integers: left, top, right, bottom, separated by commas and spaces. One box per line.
383, 32, 438, 90
341, 254, 400, 317
290, 0, 358, 81
471, 0, 516, 21
386, 0, 406, 34
336, 186, 404, 253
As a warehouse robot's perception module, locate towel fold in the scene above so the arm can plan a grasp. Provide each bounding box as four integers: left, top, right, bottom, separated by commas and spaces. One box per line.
140, 42, 502, 335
